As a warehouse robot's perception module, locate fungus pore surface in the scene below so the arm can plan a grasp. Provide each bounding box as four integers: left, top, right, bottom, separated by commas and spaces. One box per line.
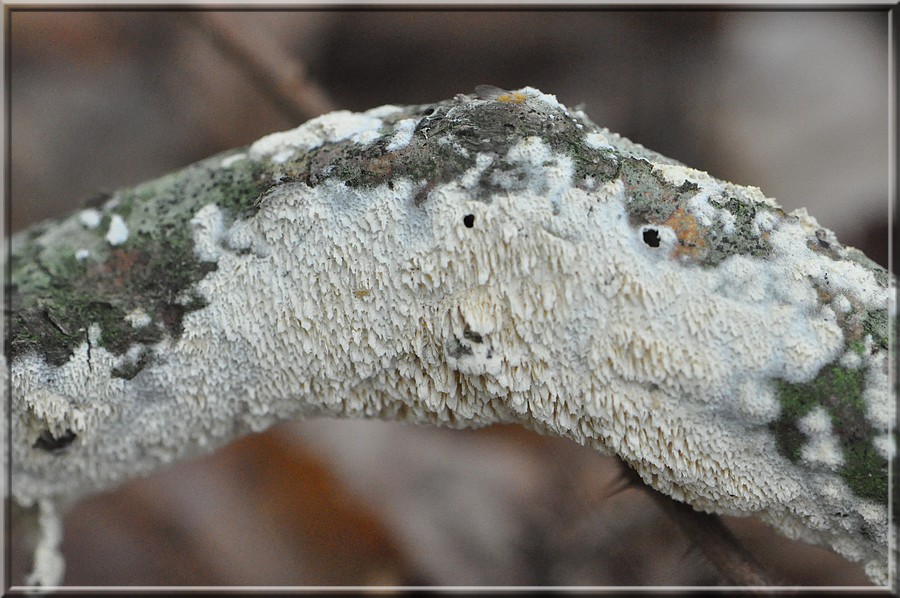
8, 87, 895, 586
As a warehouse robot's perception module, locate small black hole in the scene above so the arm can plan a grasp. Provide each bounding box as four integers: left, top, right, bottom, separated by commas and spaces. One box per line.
642, 228, 661, 248
33, 428, 77, 453
463, 214, 475, 228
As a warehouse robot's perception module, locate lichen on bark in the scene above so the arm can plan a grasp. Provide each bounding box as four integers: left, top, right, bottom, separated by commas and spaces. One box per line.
8, 150, 272, 375
8, 86, 895, 587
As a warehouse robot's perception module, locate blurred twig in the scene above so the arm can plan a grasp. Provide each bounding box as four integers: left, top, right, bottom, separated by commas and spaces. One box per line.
185, 12, 336, 123
618, 461, 777, 586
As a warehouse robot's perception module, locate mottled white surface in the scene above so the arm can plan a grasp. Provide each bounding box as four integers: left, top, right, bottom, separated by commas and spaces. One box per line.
249, 109, 384, 163
11, 89, 894, 586
124, 309, 152, 329
219, 152, 246, 169
104, 214, 129, 246
78, 209, 101, 230
385, 118, 418, 152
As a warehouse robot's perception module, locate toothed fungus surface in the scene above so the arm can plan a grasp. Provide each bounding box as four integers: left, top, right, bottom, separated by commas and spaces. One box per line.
8, 87, 894, 586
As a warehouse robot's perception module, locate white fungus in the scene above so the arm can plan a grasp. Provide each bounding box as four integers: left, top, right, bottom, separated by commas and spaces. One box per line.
10, 87, 893, 586
585, 132, 611, 150
105, 214, 129, 246
520, 86, 565, 111
839, 350, 862, 370
249, 111, 384, 163
124, 309, 152, 329
78, 209, 102, 229
220, 152, 246, 168
833, 294, 852, 313
873, 434, 895, 460
751, 210, 780, 236
385, 118, 418, 151
189, 204, 226, 262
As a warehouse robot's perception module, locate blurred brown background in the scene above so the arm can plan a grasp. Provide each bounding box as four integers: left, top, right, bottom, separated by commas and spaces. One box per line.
8, 9, 891, 587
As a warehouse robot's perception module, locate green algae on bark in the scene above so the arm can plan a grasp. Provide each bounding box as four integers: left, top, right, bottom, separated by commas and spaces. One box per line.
8, 151, 271, 374
8, 87, 895, 587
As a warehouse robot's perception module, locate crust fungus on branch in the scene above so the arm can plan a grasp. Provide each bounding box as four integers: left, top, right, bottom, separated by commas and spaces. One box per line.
7, 87, 895, 586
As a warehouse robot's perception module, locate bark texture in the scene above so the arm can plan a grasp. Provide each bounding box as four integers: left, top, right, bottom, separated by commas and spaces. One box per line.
7, 87, 895, 587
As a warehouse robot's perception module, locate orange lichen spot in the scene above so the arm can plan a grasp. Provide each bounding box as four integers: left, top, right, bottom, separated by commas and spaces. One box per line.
474, 85, 529, 105
496, 92, 528, 104
815, 286, 833, 304
353, 289, 371, 298
663, 208, 707, 259
103, 249, 141, 288
367, 156, 393, 176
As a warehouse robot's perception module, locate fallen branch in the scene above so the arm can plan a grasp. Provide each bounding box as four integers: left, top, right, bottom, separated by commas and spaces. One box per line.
184, 12, 336, 123
616, 461, 775, 586
7, 86, 894, 587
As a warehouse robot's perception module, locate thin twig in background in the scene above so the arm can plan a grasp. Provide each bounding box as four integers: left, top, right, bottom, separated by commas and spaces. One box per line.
619, 462, 777, 586
185, 12, 337, 123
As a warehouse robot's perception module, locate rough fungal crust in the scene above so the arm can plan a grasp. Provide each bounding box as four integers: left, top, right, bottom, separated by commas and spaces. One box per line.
9, 87, 895, 585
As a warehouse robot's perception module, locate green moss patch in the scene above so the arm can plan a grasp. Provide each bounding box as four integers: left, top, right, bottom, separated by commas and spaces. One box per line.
618, 156, 779, 267
8, 149, 270, 374
704, 195, 777, 264
862, 308, 889, 352
8, 233, 211, 370
770, 362, 887, 504
619, 156, 693, 224
271, 95, 619, 205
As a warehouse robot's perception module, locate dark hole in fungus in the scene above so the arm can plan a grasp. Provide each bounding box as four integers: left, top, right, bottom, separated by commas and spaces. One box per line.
463, 328, 483, 343
463, 214, 475, 228
449, 339, 474, 359
642, 228, 661, 248
32, 428, 77, 453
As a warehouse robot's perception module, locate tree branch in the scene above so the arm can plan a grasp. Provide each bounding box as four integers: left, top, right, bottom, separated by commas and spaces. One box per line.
7, 87, 894, 587
618, 461, 776, 586
184, 12, 336, 123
